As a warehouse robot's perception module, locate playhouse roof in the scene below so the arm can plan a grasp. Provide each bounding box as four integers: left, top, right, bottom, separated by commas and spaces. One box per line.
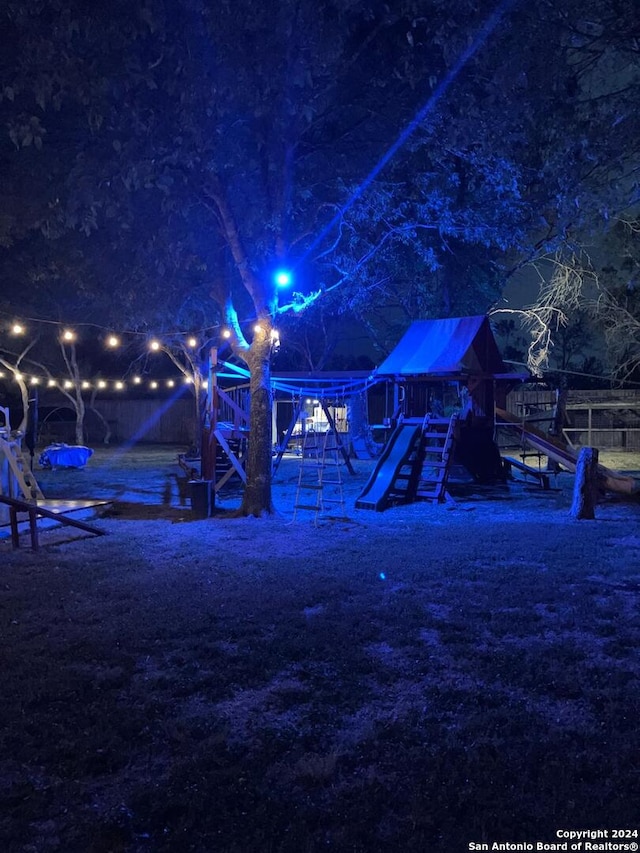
376, 315, 510, 378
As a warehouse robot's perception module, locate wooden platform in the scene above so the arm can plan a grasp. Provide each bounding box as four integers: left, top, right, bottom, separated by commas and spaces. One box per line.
0, 496, 109, 550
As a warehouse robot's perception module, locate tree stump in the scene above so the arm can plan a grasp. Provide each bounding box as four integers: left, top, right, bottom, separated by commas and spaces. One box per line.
570, 447, 599, 519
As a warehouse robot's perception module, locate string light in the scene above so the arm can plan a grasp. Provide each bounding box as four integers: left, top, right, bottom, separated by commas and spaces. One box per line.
0, 371, 189, 391
1, 312, 285, 352
0, 315, 283, 394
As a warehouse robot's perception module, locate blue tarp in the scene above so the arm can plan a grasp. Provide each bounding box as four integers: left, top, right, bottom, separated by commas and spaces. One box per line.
376, 316, 507, 377
39, 444, 93, 469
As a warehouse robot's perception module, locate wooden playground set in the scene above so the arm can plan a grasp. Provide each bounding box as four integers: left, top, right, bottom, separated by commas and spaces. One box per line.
2, 315, 639, 542
180, 315, 640, 517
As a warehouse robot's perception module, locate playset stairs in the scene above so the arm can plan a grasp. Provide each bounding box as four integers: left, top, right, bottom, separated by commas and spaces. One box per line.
414, 413, 458, 503
293, 429, 346, 523
0, 435, 44, 502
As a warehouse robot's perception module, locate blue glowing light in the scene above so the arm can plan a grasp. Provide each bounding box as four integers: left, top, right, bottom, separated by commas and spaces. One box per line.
379, 572, 386, 581
274, 269, 293, 288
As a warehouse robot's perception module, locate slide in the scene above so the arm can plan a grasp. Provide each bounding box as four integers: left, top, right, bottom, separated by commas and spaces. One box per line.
355, 422, 422, 511
496, 408, 640, 496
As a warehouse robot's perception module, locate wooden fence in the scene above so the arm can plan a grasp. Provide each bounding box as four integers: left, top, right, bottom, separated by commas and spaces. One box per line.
505, 388, 640, 451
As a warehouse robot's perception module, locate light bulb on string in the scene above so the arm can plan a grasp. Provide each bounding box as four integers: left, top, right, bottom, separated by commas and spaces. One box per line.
47, 379, 56, 388
166, 379, 175, 388
106, 335, 120, 348
187, 336, 197, 349
222, 329, 231, 339
62, 329, 76, 343
82, 381, 91, 389
30, 377, 39, 385
11, 323, 24, 335
115, 381, 124, 390
64, 380, 73, 389
133, 376, 142, 385
149, 339, 161, 352
97, 380, 107, 389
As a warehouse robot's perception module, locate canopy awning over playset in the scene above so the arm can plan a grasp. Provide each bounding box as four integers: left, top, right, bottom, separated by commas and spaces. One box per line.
376, 315, 521, 380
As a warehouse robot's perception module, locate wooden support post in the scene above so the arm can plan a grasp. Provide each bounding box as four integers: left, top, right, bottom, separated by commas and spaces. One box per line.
320, 401, 355, 474
201, 347, 218, 482
9, 507, 19, 548
570, 446, 599, 520
29, 507, 39, 551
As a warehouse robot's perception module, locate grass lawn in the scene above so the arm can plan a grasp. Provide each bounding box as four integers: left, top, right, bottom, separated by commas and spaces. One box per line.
1, 444, 639, 852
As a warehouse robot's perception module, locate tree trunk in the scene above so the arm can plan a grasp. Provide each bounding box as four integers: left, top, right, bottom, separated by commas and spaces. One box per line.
241, 336, 274, 516
87, 406, 112, 444
570, 446, 599, 520
74, 393, 86, 446
347, 391, 379, 460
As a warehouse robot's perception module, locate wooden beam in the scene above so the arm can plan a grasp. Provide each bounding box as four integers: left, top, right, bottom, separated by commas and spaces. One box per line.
213, 429, 247, 483
320, 402, 355, 474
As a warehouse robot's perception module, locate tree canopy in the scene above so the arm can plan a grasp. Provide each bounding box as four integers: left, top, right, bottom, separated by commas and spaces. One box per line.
1, 0, 639, 511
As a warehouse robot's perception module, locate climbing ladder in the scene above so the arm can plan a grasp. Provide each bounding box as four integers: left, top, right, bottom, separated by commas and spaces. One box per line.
293, 429, 346, 523
1, 407, 44, 503
414, 413, 458, 503
0, 437, 44, 501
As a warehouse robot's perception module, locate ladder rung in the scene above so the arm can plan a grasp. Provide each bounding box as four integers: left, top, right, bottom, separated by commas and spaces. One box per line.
294, 504, 321, 511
